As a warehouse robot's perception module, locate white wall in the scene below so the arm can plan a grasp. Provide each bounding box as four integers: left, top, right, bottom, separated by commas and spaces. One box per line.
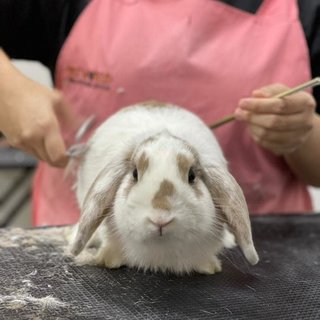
12, 60, 53, 87
12, 60, 320, 212
310, 187, 320, 211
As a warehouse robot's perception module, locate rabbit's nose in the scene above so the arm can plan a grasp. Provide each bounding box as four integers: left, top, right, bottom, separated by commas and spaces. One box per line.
149, 218, 174, 236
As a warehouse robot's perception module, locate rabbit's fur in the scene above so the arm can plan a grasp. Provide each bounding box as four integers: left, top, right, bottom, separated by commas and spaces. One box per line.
71, 102, 258, 274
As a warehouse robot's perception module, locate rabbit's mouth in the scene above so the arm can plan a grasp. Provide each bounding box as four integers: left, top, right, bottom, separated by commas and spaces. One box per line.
148, 217, 174, 237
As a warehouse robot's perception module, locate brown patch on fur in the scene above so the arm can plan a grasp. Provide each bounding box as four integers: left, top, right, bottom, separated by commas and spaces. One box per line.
124, 149, 134, 163
152, 179, 175, 211
118, 101, 173, 114
123, 143, 152, 198
177, 153, 191, 179
178, 140, 201, 167
177, 153, 203, 198
120, 150, 137, 198
140, 100, 168, 108
137, 152, 149, 177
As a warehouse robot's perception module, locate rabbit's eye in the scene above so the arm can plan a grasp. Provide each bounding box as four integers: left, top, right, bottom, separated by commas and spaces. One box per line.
133, 168, 138, 181
188, 167, 196, 184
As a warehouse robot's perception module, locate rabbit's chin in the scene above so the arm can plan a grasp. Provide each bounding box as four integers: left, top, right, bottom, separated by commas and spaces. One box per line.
119, 230, 225, 274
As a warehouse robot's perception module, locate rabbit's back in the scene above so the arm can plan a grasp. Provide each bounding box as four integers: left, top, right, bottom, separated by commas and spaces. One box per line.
91, 104, 224, 161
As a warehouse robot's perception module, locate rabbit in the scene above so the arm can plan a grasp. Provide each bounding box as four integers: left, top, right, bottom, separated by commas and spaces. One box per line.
70, 101, 259, 274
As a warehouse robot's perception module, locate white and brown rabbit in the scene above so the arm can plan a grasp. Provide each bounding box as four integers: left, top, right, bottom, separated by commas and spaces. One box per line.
70, 101, 259, 274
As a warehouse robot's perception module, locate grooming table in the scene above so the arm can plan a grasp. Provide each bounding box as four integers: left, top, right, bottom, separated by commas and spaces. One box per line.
0, 215, 319, 320
0, 145, 37, 227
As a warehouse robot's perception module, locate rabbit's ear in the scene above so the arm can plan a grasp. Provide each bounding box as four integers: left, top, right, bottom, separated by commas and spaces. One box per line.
71, 159, 128, 256
204, 166, 259, 265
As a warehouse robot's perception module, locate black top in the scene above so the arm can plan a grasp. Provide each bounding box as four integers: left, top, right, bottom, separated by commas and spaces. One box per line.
1, 0, 320, 110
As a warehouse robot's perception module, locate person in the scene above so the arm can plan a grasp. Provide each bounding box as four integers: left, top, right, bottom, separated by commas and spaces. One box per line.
0, 0, 320, 226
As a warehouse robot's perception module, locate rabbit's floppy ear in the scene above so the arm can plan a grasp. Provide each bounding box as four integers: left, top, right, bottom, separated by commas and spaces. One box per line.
71, 158, 128, 256
203, 166, 259, 265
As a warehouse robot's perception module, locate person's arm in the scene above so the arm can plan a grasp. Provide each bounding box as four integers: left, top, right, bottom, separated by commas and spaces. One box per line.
0, 48, 74, 167
235, 84, 320, 187
0, 1, 89, 165
298, 0, 320, 114
284, 114, 320, 187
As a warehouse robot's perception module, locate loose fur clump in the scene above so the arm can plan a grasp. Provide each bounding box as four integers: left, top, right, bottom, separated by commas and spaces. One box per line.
70, 102, 259, 274
0, 294, 69, 311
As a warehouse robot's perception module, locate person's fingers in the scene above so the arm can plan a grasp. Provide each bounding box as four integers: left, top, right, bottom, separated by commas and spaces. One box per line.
4, 131, 47, 162
247, 118, 314, 155
249, 124, 310, 145
251, 83, 289, 98
33, 141, 51, 163
234, 82, 317, 156
52, 92, 72, 124
8, 131, 67, 167
238, 97, 295, 115
235, 109, 313, 131
238, 93, 315, 116
9, 140, 47, 163
251, 138, 301, 155
52, 90, 84, 132
44, 128, 68, 167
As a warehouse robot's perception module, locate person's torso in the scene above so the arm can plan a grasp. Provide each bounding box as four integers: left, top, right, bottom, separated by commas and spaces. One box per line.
33, 0, 312, 226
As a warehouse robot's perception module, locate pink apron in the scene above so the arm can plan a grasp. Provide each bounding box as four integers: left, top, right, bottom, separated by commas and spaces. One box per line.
33, 0, 312, 226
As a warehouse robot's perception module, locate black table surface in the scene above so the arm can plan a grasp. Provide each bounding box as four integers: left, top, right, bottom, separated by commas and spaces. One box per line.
0, 146, 37, 168
0, 214, 319, 320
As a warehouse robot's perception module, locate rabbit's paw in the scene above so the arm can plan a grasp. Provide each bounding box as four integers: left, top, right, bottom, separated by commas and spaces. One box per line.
97, 245, 125, 269
196, 256, 222, 274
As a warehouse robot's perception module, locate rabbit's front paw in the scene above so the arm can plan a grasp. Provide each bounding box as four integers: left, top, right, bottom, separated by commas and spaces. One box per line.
196, 256, 222, 274
97, 244, 125, 269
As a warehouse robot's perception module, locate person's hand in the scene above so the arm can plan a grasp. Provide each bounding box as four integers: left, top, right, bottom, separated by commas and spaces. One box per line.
234, 83, 317, 155
0, 68, 80, 167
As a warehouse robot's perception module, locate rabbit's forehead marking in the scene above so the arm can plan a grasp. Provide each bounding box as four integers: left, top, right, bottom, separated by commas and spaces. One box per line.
176, 152, 203, 198
137, 152, 149, 177
152, 179, 175, 211
177, 153, 192, 179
